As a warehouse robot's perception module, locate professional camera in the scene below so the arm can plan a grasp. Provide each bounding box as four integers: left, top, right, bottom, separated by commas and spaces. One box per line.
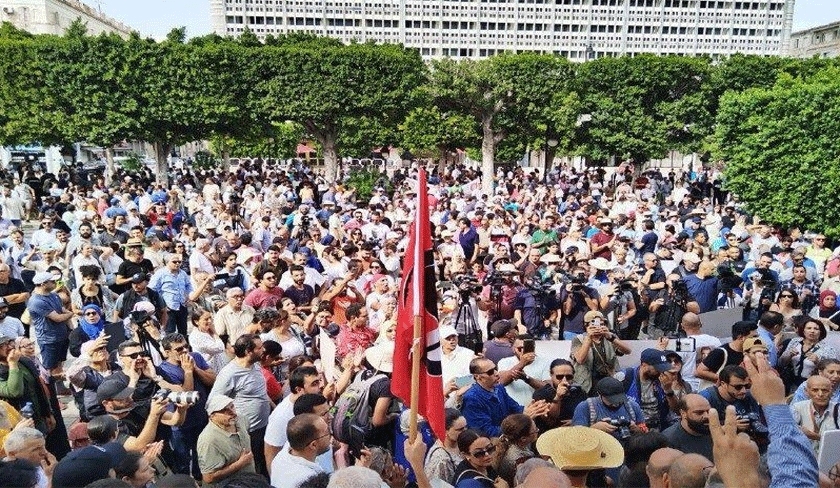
717, 265, 742, 292
566, 384, 583, 396
602, 416, 632, 440
452, 274, 483, 295
618, 279, 636, 292
672, 279, 688, 294
525, 276, 554, 295
153, 389, 200, 405
738, 413, 769, 437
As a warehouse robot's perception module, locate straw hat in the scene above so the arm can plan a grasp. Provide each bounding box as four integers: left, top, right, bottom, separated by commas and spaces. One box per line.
588, 257, 612, 271
536, 426, 624, 470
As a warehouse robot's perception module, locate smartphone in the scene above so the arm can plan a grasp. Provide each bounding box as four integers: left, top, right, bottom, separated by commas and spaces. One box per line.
522, 338, 535, 354
455, 374, 475, 389
667, 337, 696, 353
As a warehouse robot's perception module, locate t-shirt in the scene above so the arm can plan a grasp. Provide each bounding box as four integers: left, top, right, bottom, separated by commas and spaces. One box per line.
700, 343, 743, 379
365, 375, 395, 449
661, 422, 714, 461
497, 355, 552, 407
210, 362, 271, 432
28, 292, 68, 344
0, 279, 28, 319
156, 353, 210, 430
264, 396, 294, 448
679, 334, 722, 390
482, 340, 514, 365
699, 386, 761, 423
590, 231, 615, 260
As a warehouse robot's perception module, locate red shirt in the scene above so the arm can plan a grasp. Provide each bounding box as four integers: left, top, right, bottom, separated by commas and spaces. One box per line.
590, 231, 615, 260
261, 366, 283, 403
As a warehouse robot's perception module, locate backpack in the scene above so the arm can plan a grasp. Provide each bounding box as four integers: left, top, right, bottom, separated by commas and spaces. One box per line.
331, 372, 385, 452
586, 397, 639, 426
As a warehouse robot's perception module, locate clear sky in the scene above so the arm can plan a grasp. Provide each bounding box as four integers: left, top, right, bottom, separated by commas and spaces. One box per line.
97, 0, 838, 40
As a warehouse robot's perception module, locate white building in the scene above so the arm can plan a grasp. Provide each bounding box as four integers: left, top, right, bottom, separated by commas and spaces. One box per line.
210, 0, 796, 60
788, 21, 840, 59
0, 0, 134, 37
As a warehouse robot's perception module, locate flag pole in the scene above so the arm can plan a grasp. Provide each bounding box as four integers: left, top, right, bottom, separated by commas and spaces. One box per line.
409, 314, 421, 442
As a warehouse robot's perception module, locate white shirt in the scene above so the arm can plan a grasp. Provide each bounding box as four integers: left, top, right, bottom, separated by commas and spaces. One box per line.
270, 445, 325, 488
441, 346, 476, 390
498, 355, 553, 407
265, 395, 295, 448
680, 333, 723, 391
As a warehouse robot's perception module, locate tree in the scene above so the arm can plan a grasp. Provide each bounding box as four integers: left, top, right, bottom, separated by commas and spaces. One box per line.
255, 42, 425, 182
399, 104, 478, 162
715, 67, 840, 236
573, 55, 710, 164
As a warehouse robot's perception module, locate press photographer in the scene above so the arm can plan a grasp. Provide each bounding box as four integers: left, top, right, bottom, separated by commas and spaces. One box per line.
648, 273, 700, 339
743, 268, 778, 322
513, 275, 560, 340
560, 267, 600, 340
597, 267, 639, 340
441, 272, 485, 354
479, 262, 523, 327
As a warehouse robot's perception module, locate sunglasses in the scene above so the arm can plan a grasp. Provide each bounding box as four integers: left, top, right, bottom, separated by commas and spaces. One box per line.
728, 383, 751, 391
479, 368, 497, 376
554, 374, 574, 381
170, 346, 189, 353
84, 311, 100, 316
121, 351, 151, 360
171, 260, 183, 264
780, 294, 793, 298
470, 445, 497, 458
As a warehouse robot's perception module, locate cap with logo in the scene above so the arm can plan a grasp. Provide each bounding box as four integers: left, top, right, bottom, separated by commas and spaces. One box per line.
640, 348, 674, 373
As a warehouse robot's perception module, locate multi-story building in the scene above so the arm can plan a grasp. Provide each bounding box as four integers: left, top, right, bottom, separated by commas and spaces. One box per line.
788, 21, 840, 58
0, 0, 134, 37
210, 0, 796, 60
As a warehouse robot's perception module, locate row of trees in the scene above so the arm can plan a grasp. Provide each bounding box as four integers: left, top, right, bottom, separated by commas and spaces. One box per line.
0, 22, 839, 219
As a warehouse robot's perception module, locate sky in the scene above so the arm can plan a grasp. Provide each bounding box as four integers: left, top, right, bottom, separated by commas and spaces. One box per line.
97, 0, 838, 40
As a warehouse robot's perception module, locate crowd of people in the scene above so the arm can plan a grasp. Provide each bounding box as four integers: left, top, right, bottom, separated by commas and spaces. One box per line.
0, 158, 836, 488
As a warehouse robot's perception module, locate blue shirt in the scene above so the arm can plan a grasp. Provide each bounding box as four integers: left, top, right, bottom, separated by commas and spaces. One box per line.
462, 384, 523, 437
149, 268, 192, 310
157, 352, 210, 430
756, 326, 778, 368
28, 292, 68, 344
764, 404, 819, 488
684, 275, 719, 313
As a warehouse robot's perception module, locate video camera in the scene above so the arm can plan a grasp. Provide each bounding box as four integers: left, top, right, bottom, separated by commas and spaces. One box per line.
602, 416, 632, 440
452, 274, 483, 295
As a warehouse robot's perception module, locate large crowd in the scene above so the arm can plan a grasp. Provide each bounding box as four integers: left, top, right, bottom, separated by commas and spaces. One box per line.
0, 159, 837, 488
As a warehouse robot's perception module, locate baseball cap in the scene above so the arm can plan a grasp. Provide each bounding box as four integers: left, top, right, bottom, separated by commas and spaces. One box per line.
206, 394, 235, 414
742, 337, 769, 353
52, 446, 114, 488
596, 377, 627, 405
32, 271, 56, 285
439, 325, 458, 339
491, 319, 518, 338
640, 348, 673, 373
96, 381, 134, 404
0, 297, 8, 308
0, 335, 14, 346
130, 272, 150, 284
584, 310, 606, 324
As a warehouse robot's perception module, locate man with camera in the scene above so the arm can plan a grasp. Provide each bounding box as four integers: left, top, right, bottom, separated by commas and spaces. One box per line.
571, 311, 631, 396
571, 377, 645, 443
698, 365, 766, 451
156, 333, 217, 477
560, 267, 600, 340
616, 348, 680, 432
513, 274, 560, 340
113, 272, 167, 324
598, 267, 638, 340
648, 273, 701, 339
478, 263, 522, 325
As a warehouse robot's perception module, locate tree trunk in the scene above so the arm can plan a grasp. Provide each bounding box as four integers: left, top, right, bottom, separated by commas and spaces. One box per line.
481, 115, 496, 195
437, 145, 447, 176
151, 141, 171, 186
320, 135, 339, 184
544, 145, 557, 182
104, 147, 115, 187
220, 138, 230, 172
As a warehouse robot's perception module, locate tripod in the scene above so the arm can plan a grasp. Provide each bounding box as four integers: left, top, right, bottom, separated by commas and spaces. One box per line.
454, 294, 483, 354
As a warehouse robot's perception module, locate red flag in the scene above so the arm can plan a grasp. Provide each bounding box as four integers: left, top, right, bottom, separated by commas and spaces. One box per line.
393, 168, 446, 442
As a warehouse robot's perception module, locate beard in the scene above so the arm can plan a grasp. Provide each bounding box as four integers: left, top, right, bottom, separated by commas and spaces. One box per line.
686, 418, 710, 435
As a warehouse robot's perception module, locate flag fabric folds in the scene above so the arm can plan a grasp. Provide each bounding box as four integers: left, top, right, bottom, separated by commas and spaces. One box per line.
393, 168, 446, 442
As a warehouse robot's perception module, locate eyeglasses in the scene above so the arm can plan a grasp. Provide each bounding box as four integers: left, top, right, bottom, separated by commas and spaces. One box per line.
121, 351, 150, 360
470, 445, 497, 458
171, 346, 189, 353
780, 294, 793, 299
728, 383, 751, 391
311, 432, 332, 443
84, 311, 100, 316
479, 368, 497, 376
554, 374, 574, 381
170, 260, 182, 264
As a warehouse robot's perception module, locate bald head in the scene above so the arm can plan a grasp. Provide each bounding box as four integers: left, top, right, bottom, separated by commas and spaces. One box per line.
806, 375, 833, 408
666, 453, 713, 488
519, 466, 571, 488
646, 447, 683, 488
681, 312, 702, 333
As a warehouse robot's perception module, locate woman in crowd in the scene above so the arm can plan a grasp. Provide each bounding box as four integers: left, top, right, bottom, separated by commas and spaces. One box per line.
115, 451, 157, 488
779, 317, 839, 392
424, 408, 467, 486
260, 309, 306, 360
67, 338, 120, 421
453, 429, 507, 488
768, 286, 803, 329
188, 310, 227, 373
809, 290, 840, 330
496, 414, 539, 486
70, 265, 118, 319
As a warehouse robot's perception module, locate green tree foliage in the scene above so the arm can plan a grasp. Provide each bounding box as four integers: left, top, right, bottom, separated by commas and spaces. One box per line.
574, 55, 710, 163
715, 67, 840, 236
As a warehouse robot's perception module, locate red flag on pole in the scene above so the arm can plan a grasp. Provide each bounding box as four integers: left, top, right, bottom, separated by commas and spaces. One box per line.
393, 168, 446, 442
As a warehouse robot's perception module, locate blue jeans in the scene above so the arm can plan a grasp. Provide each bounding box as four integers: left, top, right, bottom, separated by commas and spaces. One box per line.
169, 425, 202, 478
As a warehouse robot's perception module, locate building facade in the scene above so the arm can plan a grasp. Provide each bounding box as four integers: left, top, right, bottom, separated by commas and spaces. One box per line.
210, 0, 796, 60
0, 0, 133, 37
789, 21, 840, 58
